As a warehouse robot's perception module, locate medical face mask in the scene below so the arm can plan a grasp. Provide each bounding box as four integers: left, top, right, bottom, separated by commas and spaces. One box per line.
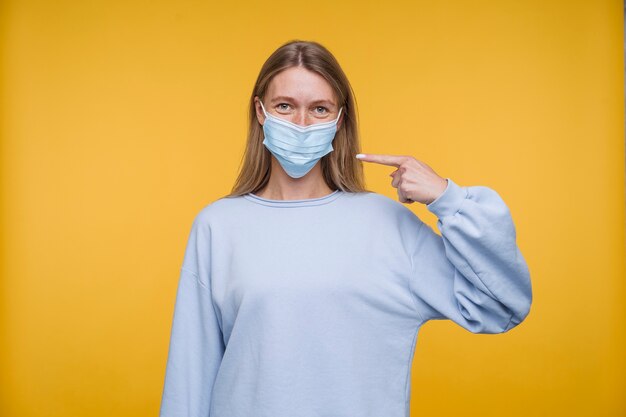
259, 100, 343, 179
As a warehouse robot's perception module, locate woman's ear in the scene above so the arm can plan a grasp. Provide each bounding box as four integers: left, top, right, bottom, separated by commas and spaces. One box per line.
254, 96, 265, 126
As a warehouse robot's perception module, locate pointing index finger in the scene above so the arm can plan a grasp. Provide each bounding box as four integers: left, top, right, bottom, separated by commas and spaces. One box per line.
355, 153, 408, 167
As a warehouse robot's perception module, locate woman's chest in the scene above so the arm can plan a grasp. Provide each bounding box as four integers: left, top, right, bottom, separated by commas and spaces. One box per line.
208, 216, 416, 338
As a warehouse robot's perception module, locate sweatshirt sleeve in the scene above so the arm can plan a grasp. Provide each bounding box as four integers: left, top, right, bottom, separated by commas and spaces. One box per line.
408, 178, 532, 334
159, 212, 225, 417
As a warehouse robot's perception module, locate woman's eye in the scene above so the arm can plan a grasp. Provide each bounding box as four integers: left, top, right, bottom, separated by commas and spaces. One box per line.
277, 103, 291, 111
314, 106, 329, 114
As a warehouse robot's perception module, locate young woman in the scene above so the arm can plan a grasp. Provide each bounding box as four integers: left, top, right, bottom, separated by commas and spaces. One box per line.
159, 39, 532, 417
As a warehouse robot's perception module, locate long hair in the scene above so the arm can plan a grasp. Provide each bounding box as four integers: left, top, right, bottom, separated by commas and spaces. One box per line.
225, 39, 372, 197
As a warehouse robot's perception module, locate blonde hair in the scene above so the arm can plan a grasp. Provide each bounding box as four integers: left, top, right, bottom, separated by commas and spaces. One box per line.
225, 39, 372, 197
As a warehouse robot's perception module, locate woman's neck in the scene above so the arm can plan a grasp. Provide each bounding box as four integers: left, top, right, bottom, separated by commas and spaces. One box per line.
255, 160, 333, 200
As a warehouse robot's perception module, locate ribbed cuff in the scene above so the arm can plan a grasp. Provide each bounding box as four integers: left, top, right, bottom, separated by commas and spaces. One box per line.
426, 178, 467, 218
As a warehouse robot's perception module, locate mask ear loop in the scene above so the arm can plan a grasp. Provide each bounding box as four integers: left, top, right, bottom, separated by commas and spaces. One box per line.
259, 100, 269, 118
336, 106, 343, 122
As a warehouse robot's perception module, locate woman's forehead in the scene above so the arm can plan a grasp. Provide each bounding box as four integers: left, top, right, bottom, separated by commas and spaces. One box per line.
266, 67, 337, 104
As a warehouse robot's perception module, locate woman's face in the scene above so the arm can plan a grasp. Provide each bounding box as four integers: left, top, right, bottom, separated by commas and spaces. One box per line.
254, 66, 343, 130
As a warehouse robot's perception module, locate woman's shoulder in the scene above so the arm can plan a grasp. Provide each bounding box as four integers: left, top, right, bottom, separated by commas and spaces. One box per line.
345, 190, 418, 213
342, 191, 426, 238
184, 194, 247, 226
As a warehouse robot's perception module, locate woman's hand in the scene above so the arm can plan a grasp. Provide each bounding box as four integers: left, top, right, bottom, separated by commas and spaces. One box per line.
356, 153, 448, 205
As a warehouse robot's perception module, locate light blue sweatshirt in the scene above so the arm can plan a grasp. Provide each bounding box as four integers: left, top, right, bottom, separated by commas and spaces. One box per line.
159, 178, 532, 417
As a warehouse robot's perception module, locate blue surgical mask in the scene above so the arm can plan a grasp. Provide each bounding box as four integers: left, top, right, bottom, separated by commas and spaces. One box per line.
259, 100, 343, 178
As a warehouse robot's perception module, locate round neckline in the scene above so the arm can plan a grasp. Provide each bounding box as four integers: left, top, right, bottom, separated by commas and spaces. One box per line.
243, 189, 343, 208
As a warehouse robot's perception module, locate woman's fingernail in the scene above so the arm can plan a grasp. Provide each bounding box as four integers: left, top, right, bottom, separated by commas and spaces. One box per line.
356, 154, 365, 159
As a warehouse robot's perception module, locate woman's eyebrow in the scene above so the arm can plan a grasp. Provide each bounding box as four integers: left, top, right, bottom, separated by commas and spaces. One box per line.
271, 96, 336, 106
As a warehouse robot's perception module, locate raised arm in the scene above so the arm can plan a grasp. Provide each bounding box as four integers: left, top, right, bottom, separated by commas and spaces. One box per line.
159, 212, 225, 416
409, 178, 532, 333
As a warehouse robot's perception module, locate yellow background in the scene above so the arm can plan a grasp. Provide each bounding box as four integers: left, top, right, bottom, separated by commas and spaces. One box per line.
1, 1, 624, 416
